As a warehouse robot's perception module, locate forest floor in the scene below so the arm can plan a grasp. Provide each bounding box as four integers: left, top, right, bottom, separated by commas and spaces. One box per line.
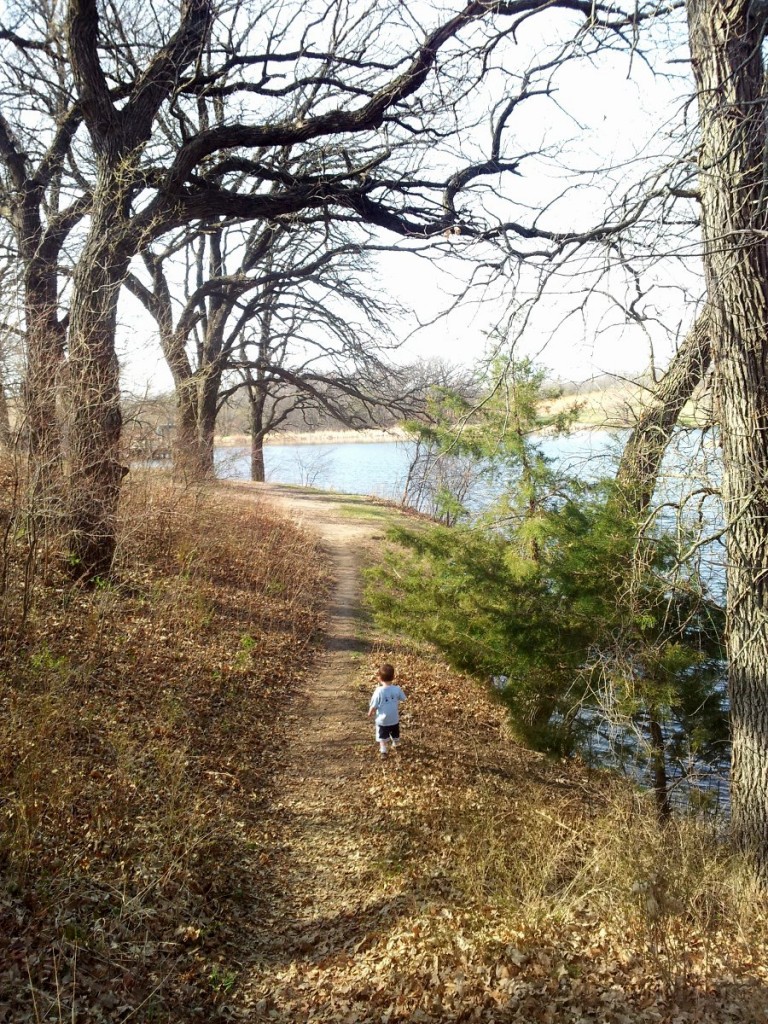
220, 482, 768, 1024
1, 476, 766, 1023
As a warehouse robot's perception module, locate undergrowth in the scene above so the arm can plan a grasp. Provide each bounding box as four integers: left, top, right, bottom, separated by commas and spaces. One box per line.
361, 643, 768, 1015
0, 468, 328, 1022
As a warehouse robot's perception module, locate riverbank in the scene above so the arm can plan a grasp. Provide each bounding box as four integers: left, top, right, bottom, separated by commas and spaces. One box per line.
215, 387, 712, 449
217, 426, 409, 447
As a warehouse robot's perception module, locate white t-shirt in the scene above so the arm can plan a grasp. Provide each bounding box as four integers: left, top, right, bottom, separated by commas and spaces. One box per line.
369, 684, 406, 726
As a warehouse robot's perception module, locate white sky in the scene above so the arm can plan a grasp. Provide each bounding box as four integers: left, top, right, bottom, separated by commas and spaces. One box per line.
117, 8, 700, 396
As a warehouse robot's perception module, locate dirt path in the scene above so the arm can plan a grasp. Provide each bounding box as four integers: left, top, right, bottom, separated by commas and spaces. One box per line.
223, 482, 401, 1020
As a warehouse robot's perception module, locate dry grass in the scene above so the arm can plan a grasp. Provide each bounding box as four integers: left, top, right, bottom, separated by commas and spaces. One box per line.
350, 642, 768, 1019
0, 466, 329, 1022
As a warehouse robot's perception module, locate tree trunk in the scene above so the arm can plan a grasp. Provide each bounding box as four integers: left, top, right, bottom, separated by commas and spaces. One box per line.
172, 376, 211, 481
23, 266, 66, 510
250, 390, 267, 482
197, 372, 219, 479
616, 309, 711, 517
649, 714, 671, 821
66, 191, 130, 579
687, 0, 768, 879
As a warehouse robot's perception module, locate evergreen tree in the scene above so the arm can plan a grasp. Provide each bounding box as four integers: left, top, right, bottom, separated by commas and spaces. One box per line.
370, 357, 726, 808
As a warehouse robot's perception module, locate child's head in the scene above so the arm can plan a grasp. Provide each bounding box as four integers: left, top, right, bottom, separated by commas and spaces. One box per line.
378, 663, 395, 683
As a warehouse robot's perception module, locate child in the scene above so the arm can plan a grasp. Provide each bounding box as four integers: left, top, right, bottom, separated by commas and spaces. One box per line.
368, 663, 406, 758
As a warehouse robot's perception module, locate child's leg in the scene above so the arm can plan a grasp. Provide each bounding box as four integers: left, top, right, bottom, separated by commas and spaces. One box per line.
376, 724, 388, 754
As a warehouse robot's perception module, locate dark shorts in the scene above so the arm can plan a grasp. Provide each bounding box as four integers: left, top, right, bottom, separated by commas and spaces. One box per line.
376, 723, 400, 741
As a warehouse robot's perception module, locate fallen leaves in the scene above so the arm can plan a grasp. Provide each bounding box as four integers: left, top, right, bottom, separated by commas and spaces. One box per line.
0, 482, 329, 1023
2, 483, 768, 1023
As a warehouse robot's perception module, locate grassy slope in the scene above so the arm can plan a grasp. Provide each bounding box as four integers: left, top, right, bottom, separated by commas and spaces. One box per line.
0, 476, 766, 1022
0, 474, 329, 1021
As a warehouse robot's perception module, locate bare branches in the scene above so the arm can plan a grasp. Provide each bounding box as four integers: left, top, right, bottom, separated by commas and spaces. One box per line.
68, 0, 212, 157
67, 0, 118, 149
121, 0, 211, 147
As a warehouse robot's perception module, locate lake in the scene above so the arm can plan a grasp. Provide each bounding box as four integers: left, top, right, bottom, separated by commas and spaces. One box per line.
214, 429, 627, 499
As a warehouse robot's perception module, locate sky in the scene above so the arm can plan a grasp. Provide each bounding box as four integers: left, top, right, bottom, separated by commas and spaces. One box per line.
116, 5, 700, 398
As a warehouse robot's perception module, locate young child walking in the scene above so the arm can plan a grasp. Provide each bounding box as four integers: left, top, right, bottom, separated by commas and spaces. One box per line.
368, 663, 406, 758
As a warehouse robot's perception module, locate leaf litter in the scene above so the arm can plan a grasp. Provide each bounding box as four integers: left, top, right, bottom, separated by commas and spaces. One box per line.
0, 478, 766, 1022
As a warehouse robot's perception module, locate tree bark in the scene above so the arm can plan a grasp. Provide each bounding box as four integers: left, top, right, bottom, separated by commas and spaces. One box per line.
649, 714, 672, 821
616, 309, 711, 517
66, 184, 130, 578
172, 374, 216, 481
687, 0, 768, 879
21, 228, 69, 512
197, 371, 219, 479
250, 391, 267, 483
172, 378, 202, 479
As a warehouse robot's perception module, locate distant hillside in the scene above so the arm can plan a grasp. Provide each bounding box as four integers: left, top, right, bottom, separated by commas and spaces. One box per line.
540, 381, 714, 429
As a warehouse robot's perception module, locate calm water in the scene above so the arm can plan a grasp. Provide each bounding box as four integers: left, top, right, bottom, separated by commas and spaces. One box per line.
214, 429, 626, 497
215, 439, 413, 499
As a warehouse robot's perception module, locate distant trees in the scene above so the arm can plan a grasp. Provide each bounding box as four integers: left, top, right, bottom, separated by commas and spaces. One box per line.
127, 215, 403, 483
125, 220, 284, 481
229, 242, 402, 481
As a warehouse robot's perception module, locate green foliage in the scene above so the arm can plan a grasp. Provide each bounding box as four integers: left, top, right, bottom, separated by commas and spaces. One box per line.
403, 356, 583, 528
375, 355, 727, 788
370, 483, 624, 753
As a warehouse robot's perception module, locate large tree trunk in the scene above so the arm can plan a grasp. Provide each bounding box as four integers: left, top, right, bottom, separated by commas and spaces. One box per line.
169, 370, 219, 481
687, 0, 768, 879
197, 372, 220, 479
23, 262, 67, 510
174, 380, 202, 477
172, 376, 212, 481
66, 192, 130, 579
251, 433, 265, 483
616, 309, 711, 517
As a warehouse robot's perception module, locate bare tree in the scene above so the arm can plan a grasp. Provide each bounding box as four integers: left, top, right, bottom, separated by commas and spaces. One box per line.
0, 7, 87, 501
125, 215, 402, 480
51, 0, 652, 576
680, 0, 768, 880
224, 236, 405, 480
124, 221, 282, 480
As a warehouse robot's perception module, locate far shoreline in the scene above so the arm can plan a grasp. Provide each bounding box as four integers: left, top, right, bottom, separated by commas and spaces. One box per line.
214, 389, 713, 449
216, 427, 409, 447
